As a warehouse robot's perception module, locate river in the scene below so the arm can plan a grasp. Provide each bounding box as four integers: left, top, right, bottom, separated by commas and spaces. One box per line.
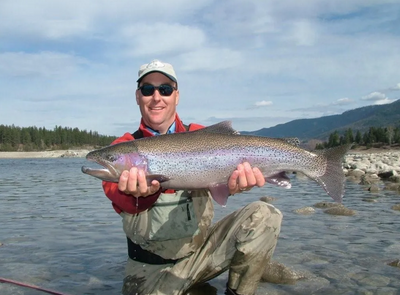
0, 158, 399, 294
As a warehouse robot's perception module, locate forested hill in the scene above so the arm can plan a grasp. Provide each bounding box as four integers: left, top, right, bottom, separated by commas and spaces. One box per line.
242, 99, 400, 140
0, 125, 118, 152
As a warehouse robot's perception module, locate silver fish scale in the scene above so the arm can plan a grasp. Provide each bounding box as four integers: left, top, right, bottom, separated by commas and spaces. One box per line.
131, 133, 326, 189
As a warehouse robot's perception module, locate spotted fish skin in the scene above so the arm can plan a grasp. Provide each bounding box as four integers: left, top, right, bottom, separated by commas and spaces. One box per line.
81, 121, 351, 205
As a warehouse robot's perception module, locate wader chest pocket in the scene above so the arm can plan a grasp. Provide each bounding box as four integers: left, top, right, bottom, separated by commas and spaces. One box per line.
147, 193, 199, 241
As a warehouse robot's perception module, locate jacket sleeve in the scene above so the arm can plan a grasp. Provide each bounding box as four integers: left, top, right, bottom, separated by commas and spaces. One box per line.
102, 181, 161, 214
101, 132, 161, 214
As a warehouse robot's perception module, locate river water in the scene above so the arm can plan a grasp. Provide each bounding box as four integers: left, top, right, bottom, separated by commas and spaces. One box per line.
0, 158, 399, 295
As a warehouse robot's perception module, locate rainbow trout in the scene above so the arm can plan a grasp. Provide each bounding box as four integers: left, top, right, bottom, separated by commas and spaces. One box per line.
82, 121, 351, 205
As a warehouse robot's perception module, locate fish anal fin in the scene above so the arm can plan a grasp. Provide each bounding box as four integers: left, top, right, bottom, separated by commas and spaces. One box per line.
209, 183, 230, 206
266, 172, 292, 188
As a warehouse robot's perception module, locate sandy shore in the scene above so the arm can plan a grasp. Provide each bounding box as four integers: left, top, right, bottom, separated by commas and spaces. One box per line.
0, 149, 91, 159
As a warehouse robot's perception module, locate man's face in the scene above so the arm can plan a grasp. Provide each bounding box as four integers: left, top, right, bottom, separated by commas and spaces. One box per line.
136, 72, 179, 134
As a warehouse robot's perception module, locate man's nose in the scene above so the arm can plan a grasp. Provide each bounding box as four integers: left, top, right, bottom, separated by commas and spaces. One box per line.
152, 89, 162, 101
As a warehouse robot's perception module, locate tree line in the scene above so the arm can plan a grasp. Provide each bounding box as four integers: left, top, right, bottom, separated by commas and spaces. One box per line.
315, 126, 400, 149
0, 124, 118, 151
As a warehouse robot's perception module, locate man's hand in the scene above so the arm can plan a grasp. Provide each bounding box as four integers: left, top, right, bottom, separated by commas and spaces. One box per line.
118, 167, 161, 197
228, 162, 265, 195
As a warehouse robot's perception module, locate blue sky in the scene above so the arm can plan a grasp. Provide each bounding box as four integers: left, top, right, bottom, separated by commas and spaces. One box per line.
1, 0, 399, 136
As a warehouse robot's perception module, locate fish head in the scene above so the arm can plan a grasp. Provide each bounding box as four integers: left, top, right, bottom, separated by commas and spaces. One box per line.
81, 144, 147, 182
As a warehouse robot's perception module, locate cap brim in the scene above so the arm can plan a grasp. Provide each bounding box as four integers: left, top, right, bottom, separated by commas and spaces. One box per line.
137, 71, 177, 83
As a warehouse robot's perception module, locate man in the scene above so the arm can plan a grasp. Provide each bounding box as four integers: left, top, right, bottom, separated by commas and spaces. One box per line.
102, 59, 282, 295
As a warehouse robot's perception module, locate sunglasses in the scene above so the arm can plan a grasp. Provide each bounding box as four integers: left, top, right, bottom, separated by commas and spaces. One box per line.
138, 84, 177, 97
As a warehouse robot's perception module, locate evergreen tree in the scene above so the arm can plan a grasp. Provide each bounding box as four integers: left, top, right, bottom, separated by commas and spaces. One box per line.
344, 128, 354, 144
355, 130, 362, 144
328, 131, 340, 147
0, 124, 117, 151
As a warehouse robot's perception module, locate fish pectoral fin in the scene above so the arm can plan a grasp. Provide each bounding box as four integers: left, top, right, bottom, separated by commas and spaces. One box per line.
266, 172, 292, 188
208, 183, 230, 206
146, 174, 171, 185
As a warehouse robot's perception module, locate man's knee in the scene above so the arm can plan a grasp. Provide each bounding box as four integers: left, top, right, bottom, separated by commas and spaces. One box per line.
235, 201, 282, 245
245, 201, 282, 228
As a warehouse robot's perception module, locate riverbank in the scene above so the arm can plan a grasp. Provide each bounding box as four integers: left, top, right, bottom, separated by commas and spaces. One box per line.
0, 149, 91, 159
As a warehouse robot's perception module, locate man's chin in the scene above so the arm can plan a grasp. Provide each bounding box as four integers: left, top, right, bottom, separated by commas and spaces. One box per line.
145, 117, 165, 129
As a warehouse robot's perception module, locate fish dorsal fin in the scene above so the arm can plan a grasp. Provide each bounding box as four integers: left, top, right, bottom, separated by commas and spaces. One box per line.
194, 121, 240, 135
281, 137, 300, 147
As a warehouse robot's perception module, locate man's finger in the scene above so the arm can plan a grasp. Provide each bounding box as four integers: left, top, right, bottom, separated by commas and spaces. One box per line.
149, 181, 161, 195
228, 170, 240, 190
127, 167, 138, 192
137, 169, 149, 194
243, 162, 256, 187
118, 170, 129, 192
253, 167, 266, 187
237, 164, 248, 189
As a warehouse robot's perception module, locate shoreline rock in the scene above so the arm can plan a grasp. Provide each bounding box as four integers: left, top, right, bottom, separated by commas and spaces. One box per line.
262, 261, 307, 284
343, 150, 400, 193
0, 149, 91, 159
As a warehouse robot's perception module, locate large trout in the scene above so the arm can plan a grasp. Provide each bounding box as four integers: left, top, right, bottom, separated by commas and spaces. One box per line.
82, 121, 351, 205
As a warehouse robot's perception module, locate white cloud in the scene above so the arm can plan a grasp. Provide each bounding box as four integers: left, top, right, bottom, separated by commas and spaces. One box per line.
361, 91, 394, 105
388, 83, 400, 91
361, 91, 387, 101
0, 0, 213, 41
0, 1, 92, 39
255, 100, 273, 107
286, 19, 319, 46
0, 52, 89, 78
179, 48, 244, 72
335, 98, 353, 105
122, 23, 207, 57
374, 98, 393, 105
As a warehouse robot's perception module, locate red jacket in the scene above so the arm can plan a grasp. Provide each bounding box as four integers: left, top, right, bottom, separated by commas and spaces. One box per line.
102, 114, 204, 214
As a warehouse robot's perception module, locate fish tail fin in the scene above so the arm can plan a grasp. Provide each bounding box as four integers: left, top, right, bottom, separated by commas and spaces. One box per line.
313, 144, 352, 203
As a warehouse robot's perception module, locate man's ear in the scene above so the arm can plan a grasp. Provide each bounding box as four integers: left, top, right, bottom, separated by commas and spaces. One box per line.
136, 89, 140, 105
175, 90, 180, 106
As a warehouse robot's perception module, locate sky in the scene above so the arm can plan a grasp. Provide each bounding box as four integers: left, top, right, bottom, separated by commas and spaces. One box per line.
1, 0, 400, 136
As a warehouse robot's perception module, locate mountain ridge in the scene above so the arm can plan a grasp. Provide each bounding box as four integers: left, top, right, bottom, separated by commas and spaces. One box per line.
242, 99, 400, 140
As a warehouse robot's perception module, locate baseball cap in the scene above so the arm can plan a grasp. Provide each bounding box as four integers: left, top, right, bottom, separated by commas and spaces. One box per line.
137, 59, 177, 83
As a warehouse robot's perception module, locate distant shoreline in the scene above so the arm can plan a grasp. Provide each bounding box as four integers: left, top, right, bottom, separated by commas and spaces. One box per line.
0, 149, 91, 159
0, 146, 399, 159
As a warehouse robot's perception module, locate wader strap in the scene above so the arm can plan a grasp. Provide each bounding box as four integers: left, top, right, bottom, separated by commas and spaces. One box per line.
127, 237, 178, 265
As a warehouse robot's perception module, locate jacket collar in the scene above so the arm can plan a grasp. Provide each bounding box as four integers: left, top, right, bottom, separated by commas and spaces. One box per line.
139, 114, 187, 137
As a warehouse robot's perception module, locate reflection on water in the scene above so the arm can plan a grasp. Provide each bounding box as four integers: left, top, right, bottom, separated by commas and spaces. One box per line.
0, 158, 399, 294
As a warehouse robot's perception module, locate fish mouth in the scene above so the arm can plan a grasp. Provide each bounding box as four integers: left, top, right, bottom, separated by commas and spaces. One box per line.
81, 157, 120, 183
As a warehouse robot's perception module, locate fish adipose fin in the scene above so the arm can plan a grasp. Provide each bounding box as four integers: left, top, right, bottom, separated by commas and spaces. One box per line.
208, 183, 231, 206
312, 144, 352, 203
266, 172, 292, 188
